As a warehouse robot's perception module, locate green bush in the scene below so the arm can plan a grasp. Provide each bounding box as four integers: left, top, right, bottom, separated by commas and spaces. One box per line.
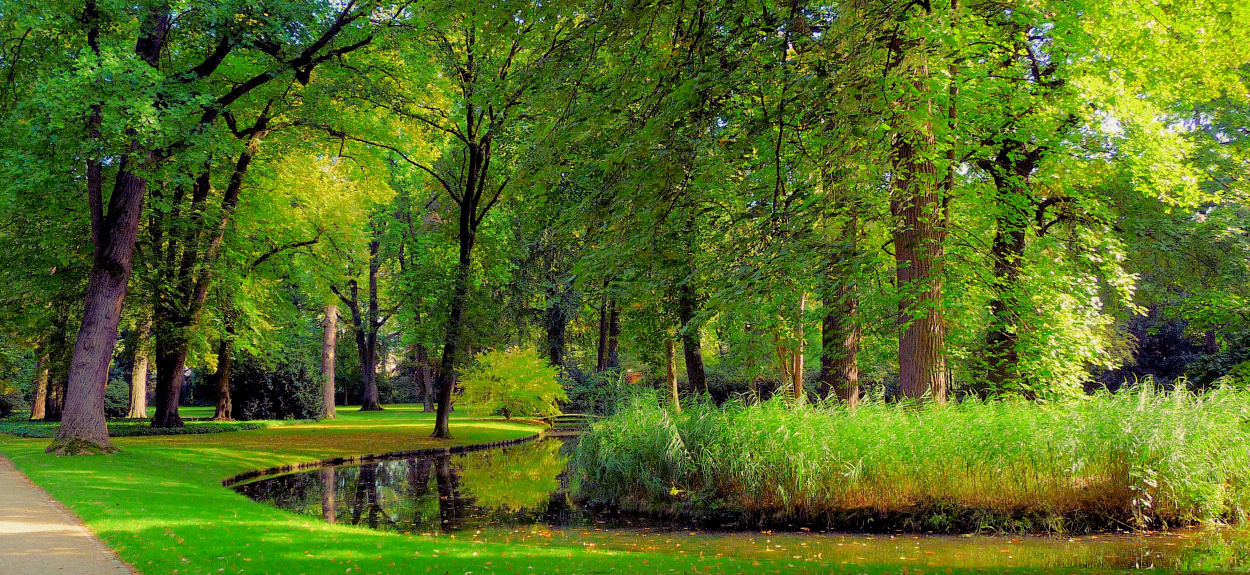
1188, 330, 1250, 390
105, 378, 130, 418
0, 394, 13, 419
575, 387, 1250, 533
457, 347, 566, 419
564, 369, 632, 416
230, 358, 321, 420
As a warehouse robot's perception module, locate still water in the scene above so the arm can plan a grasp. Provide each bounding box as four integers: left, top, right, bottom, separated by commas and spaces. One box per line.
233, 438, 1250, 572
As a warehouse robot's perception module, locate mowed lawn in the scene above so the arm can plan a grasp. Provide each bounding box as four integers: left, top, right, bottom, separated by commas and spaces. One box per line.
0, 406, 853, 575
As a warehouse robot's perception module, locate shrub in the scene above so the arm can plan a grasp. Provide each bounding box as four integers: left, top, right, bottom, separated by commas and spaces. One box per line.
104, 378, 130, 418
1188, 330, 1250, 390
230, 357, 321, 420
457, 347, 566, 419
0, 394, 13, 419
575, 387, 1250, 533
564, 369, 632, 416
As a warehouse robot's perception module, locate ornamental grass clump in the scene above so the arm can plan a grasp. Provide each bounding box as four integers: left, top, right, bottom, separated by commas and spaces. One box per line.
573, 386, 1250, 533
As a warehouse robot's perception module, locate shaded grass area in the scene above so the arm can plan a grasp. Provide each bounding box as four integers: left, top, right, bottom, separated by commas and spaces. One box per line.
0, 419, 275, 438
0, 404, 893, 575
576, 388, 1250, 533
0, 406, 294, 438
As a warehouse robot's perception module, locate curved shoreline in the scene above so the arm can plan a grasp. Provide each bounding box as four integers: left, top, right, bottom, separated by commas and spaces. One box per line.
221, 429, 546, 487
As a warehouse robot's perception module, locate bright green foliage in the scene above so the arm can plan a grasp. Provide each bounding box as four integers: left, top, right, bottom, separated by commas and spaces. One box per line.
458, 347, 567, 419
577, 389, 1250, 532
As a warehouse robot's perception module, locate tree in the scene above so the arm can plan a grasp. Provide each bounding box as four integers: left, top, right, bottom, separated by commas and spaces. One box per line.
457, 347, 566, 419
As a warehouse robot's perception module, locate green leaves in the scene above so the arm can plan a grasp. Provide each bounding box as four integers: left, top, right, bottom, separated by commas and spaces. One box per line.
457, 346, 567, 419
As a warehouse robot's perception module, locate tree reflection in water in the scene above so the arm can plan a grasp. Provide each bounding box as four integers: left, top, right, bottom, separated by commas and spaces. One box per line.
236, 439, 570, 534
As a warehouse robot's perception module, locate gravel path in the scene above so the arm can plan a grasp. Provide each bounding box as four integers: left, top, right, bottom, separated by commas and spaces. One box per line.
0, 455, 133, 574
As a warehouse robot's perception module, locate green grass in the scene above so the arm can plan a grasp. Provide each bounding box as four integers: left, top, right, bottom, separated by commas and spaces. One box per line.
575, 387, 1250, 533
0, 419, 275, 438
0, 406, 307, 437
0, 404, 878, 575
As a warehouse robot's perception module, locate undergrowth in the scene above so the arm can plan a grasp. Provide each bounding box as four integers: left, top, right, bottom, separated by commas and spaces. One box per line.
574, 386, 1250, 533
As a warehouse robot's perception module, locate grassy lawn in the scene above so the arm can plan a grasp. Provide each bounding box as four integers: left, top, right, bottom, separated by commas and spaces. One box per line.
0, 405, 875, 575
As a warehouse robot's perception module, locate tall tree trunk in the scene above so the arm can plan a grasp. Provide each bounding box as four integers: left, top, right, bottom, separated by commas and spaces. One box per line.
44, 370, 64, 422
819, 206, 860, 407
51, 5, 171, 454
982, 200, 1028, 397
125, 314, 151, 418
30, 352, 49, 421
321, 304, 338, 419
606, 300, 621, 369
153, 153, 257, 428
677, 282, 707, 394
665, 337, 680, 413
595, 295, 609, 371
151, 337, 189, 427
320, 467, 336, 524
545, 294, 567, 368
51, 166, 150, 452
975, 140, 1041, 398
432, 252, 471, 438
889, 28, 947, 404
211, 335, 233, 420
44, 318, 70, 422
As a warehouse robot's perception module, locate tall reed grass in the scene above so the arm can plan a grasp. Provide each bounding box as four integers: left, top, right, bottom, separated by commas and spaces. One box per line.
573, 386, 1250, 533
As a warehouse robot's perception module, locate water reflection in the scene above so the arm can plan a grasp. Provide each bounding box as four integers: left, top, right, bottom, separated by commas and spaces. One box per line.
236, 439, 572, 534
234, 438, 1250, 572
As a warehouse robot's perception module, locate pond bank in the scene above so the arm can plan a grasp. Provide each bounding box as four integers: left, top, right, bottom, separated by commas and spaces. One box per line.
233, 435, 1250, 573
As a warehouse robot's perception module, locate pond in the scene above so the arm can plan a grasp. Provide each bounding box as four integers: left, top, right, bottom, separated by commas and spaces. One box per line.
233, 437, 1250, 573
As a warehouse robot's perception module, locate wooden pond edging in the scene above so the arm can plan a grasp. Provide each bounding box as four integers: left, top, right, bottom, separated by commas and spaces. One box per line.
220, 429, 546, 488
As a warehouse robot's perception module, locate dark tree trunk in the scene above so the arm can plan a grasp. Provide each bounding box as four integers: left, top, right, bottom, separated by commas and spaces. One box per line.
44, 371, 64, 423
321, 304, 337, 419
126, 313, 151, 418
339, 232, 384, 412
595, 295, 609, 372
44, 318, 70, 422
30, 351, 49, 421
975, 141, 1041, 399
151, 335, 189, 428
51, 165, 150, 452
982, 206, 1028, 397
432, 251, 472, 438
606, 300, 621, 369
545, 295, 568, 369
153, 144, 259, 428
677, 282, 707, 394
819, 203, 860, 407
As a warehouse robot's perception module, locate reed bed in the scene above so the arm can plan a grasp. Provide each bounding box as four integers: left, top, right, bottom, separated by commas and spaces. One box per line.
573, 387, 1250, 533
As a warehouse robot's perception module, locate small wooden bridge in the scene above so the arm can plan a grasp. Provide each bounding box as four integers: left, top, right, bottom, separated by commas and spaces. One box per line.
543, 413, 598, 437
